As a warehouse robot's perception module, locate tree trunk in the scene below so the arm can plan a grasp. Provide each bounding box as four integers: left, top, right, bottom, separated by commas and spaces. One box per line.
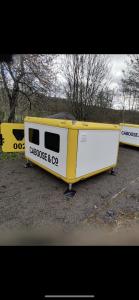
8, 100, 16, 122
8, 108, 15, 122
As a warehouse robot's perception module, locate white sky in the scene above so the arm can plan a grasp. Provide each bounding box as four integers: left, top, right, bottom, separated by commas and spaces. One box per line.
109, 55, 131, 109
109, 54, 129, 89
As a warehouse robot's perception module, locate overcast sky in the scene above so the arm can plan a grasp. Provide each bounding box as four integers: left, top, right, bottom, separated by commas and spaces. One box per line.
57, 54, 129, 90
109, 54, 129, 89
56, 54, 130, 102
109, 55, 131, 109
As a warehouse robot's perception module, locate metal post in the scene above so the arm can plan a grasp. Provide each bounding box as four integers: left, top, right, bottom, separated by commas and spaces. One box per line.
69, 183, 72, 191
64, 183, 76, 198
110, 168, 116, 176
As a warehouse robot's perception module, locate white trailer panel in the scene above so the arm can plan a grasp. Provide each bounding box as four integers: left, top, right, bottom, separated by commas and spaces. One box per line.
25, 122, 68, 177
120, 123, 139, 147
76, 130, 120, 177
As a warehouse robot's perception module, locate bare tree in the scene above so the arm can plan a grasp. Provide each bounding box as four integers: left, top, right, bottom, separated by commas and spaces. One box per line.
61, 54, 111, 120
0, 54, 57, 122
96, 87, 114, 109
121, 55, 139, 111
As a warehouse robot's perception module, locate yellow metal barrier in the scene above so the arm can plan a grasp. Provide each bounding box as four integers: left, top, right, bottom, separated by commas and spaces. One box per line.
1, 123, 25, 152
0, 124, 1, 148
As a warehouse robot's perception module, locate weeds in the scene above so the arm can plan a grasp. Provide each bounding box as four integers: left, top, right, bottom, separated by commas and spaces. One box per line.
0, 152, 21, 160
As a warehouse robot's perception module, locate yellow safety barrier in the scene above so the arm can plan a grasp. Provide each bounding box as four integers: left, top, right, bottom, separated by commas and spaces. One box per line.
0, 124, 1, 148
1, 123, 25, 152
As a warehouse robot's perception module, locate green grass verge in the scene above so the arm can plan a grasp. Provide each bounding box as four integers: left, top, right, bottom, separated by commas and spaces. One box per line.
0, 152, 24, 160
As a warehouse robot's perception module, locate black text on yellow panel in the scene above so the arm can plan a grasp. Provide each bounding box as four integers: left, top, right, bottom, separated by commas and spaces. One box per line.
1, 123, 25, 152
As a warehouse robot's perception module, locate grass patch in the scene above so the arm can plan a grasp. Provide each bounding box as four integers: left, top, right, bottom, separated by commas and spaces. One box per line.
0, 152, 22, 160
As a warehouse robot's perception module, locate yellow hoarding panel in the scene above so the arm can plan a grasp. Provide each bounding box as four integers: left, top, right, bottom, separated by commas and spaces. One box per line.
1, 123, 25, 152
0, 124, 2, 150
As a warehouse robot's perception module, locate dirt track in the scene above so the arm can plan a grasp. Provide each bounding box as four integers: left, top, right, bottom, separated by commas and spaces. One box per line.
0, 145, 139, 244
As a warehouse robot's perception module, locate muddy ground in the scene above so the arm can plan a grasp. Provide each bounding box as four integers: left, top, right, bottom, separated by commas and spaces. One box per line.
0, 145, 139, 245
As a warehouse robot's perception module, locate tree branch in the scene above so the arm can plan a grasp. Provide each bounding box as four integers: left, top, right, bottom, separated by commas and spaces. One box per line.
0, 64, 12, 101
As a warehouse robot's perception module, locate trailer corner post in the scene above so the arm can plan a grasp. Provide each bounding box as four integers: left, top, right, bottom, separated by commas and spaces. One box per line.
66, 128, 78, 181
69, 183, 72, 191
64, 128, 78, 197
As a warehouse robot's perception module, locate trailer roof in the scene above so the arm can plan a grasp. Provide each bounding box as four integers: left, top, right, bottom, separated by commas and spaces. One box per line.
24, 117, 120, 130
120, 123, 139, 129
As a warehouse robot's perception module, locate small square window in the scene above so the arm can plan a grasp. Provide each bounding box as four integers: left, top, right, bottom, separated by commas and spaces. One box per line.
44, 131, 60, 153
29, 128, 39, 145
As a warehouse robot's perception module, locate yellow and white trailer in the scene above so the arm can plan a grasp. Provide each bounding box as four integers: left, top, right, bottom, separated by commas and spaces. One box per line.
24, 117, 120, 195
120, 123, 139, 147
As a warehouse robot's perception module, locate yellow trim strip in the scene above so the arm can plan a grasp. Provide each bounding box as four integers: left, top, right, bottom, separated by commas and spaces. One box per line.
120, 123, 139, 129
66, 129, 78, 180
115, 131, 121, 165
25, 155, 116, 184
25, 117, 120, 131
71, 165, 116, 184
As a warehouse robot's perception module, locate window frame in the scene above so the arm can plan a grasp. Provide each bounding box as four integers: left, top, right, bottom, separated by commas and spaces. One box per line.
28, 128, 40, 145
44, 131, 60, 153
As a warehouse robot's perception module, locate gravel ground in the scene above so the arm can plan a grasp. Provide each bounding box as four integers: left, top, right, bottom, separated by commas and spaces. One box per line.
0, 145, 139, 244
